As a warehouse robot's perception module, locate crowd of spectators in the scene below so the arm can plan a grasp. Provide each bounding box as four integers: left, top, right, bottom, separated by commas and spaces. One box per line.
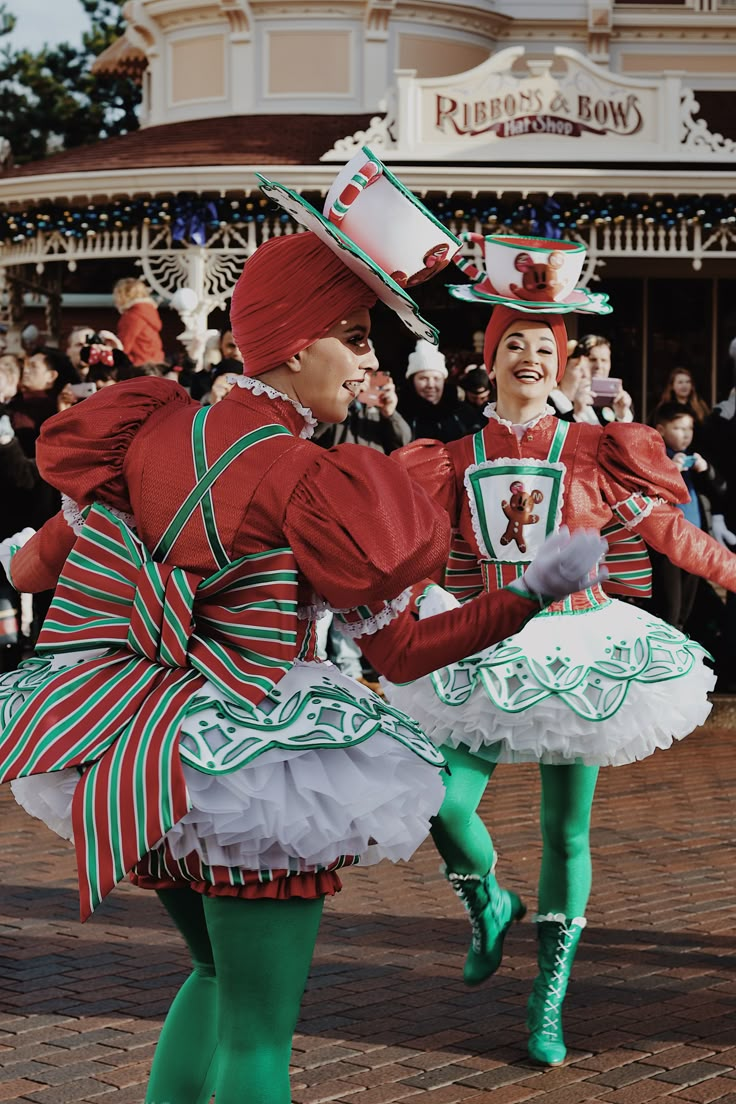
2, 290, 736, 691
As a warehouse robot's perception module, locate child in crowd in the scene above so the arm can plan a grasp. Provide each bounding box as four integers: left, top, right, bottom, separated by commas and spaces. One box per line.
651, 401, 722, 630
113, 277, 165, 365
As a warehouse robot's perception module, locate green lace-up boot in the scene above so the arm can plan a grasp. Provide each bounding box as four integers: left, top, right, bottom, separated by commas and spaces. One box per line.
527, 914, 586, 1066
445, 863, 526, 986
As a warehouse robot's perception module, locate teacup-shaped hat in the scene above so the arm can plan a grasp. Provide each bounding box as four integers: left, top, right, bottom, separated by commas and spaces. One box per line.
449, 233, 612, 315
257, 147, 461, 344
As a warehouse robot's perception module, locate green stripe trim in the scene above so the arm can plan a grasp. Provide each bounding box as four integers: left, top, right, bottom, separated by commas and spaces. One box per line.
154, 423, 291, 560
192, 408, 230, 570
547, 419, 569, 464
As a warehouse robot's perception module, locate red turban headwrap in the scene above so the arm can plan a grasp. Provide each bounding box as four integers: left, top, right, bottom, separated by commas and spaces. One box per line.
230, 232, 377, 377
483, 306, 568, 383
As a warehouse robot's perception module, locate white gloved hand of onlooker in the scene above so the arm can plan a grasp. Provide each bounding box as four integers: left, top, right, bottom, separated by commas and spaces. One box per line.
711, 514, 736, 549
0, 526, 35, 579
514, 527, 608, 604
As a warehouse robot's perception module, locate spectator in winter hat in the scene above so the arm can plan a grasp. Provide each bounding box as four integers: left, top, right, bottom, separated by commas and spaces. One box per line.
398, 340, 468, 443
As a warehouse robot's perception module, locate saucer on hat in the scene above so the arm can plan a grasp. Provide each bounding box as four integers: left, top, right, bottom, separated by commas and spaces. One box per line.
258, 147, 461, 344
448, 233, 612, 316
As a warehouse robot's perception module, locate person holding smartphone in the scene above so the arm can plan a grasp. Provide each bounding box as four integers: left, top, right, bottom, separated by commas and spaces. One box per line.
548, 341, 597, 424
577, 333, 634, 423
312, 345, 411, 453
649, 401, 721, 631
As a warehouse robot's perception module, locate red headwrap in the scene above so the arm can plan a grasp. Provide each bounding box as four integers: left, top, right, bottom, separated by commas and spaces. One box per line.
483, 306, 568, 383
230, 232, 377, 377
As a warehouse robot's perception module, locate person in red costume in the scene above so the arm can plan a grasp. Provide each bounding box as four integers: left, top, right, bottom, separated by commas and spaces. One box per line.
0, 152, 605, 1104
386, 297, 736, 1069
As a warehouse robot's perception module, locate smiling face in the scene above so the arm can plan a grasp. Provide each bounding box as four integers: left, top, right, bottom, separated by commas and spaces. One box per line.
412, 370, 445, 405
285, 308, 378, 423
491, 321, 558, 406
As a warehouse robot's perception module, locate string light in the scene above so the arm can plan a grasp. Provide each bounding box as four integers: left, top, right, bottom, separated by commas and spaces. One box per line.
0, 191, 734, 244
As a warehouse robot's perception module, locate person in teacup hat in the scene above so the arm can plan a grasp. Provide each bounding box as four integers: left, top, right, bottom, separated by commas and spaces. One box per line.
384, 234, 736, 1068
0, 154, 605, 1104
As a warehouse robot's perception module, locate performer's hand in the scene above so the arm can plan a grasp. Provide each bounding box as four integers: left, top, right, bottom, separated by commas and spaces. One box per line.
517, 527, 608, 603
0, 527, 36, 578
712, 514, 736, 549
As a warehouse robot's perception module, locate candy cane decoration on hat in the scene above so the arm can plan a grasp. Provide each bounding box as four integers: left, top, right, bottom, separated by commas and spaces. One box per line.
328, 158, 383, 226
455, 232, 488, 284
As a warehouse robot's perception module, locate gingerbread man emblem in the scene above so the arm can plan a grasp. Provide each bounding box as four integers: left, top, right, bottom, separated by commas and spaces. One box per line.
500, 480, 544, 554
509, 251, 566, 302
390, 243, 453, 289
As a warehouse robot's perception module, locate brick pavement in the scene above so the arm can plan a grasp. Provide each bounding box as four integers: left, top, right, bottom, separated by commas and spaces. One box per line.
1, 723, 736, 1102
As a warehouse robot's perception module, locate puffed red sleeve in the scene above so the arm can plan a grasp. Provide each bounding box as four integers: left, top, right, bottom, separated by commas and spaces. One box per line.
285, 444, 537, 682
392, 438, 461, 524
285, 444, 450, 609
36, 378, 193, 511
598, 422, 736, 592
10, 511, 76, 593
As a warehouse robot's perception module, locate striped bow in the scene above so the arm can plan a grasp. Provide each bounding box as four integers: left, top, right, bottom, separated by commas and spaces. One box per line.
0, 504, 299, 919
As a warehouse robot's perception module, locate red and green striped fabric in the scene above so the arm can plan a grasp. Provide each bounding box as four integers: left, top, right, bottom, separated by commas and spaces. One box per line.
0, 504, 299, 920
599, 519, 652, 598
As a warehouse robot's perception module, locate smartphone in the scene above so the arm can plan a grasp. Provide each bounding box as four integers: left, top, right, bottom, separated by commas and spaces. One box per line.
362, 370, 392, 407
70, 382, 97, 399
589, 377, 622, 406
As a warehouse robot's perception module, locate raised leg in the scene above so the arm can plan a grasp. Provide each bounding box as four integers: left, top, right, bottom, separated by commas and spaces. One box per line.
431, 743, 525, 985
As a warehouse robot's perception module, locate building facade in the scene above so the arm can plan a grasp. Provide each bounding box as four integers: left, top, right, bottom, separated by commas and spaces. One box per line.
1, 0, 736, 414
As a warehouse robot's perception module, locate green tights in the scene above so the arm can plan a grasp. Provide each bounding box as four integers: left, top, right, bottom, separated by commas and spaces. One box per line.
146, 890, 324, 1104
431, 743, 599, 916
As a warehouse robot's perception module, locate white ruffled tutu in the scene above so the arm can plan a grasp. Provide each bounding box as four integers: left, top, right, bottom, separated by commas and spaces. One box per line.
6, 656, 445, 871
384, 588, 714, 767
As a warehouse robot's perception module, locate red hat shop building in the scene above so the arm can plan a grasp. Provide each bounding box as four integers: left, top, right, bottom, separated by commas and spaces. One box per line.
1, 0, 735, 415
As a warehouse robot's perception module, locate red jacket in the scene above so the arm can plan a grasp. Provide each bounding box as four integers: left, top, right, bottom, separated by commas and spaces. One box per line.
12, 378, 536, 683
117, 299, 164, 365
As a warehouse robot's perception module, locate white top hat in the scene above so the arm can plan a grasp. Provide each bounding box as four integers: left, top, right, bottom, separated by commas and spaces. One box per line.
406, 340, 448, 379
450, 233, 612, 316
257, 147, 461, 345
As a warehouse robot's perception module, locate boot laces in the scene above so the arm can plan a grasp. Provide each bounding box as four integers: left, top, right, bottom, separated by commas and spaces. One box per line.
447, 873, 490, 953
539, 927, 576, 1037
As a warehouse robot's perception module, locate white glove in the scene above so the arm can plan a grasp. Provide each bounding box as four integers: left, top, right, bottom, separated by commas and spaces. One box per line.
0, 527, 35, 580
0, 414, 14, 443
516, 527, 608, 603
415, 583, 460, 620
712, 514, 736, 548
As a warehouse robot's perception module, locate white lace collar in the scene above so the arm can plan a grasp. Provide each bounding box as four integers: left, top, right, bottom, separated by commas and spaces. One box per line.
482, 402, 555, 430
230, 375, 317, 439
